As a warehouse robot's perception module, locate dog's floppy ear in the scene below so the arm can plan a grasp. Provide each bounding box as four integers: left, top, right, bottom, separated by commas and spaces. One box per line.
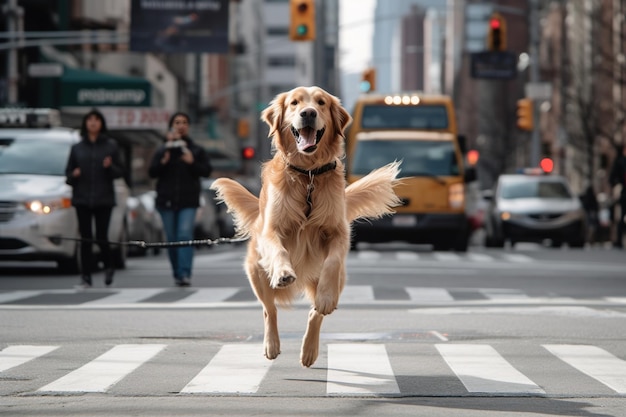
330, 95, 353, 139
261, 92, 287, 137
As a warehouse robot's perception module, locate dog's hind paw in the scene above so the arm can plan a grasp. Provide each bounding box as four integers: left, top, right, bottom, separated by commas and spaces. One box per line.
272, 274, 296, 288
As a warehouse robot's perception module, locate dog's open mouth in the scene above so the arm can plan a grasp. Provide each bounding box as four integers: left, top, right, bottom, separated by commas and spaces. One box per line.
291, 125, 325, 153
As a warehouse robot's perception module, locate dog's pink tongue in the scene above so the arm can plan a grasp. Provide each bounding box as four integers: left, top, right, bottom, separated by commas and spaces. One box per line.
297, 127, 316, 151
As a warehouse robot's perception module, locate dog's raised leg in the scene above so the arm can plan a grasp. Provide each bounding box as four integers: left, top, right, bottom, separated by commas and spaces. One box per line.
300, 308, 324, 367
247, 257, 281, 360
257, 235, 297, 288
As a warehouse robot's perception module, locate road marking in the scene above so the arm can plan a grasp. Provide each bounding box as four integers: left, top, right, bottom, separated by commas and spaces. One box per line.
82, 289, 163, 305
480, 289, 529, 300
327, 344, 400, 396
181, 344, 271, 393
435, 344, 545, 394
406, 287, 454, 302
355, 250, 382, 261
395, 251, 420, 260
543, 344, 626, 394
466, 253, 494, 262
604, 297, 626, 304
175, 288, 240, 304
339, 285, 375, 303
0, 290, 42, 303
500, 253, 533, 263
0, 345, 58, 372
433, 252, 461, 262
37, 344, 165, 393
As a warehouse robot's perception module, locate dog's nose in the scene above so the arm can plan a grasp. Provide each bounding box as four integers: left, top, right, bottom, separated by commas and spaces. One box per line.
300, 108, 317, 119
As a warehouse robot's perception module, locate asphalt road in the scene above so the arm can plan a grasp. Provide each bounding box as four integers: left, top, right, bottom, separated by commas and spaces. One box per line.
1, 243, 625, 417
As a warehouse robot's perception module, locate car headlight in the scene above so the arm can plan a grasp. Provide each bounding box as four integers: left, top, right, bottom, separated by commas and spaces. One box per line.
448, 183, 464, 209
24, 198, 72, 214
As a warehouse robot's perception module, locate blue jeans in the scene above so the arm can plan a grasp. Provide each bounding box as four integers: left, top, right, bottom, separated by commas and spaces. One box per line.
158, 207, 197, 280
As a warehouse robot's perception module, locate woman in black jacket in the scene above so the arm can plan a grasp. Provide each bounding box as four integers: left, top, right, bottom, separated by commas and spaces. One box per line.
65, 109, 124, 288
149, 112, 212, 286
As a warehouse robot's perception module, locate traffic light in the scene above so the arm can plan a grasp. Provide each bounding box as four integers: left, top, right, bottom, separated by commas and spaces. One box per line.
242, 146, 256, 160
516, 98, 534, 131
360, 67, 376, 92
467, 149, 479, 166
540, 157, 554, 173
289, 0, 316, 41
487, 12, 507, 52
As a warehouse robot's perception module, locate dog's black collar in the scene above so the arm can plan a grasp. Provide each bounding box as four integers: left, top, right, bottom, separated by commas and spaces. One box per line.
288, 160, 337, 176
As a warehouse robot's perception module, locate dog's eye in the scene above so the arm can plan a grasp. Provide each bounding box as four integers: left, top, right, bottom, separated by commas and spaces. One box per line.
317, 100, 325, 106
290, 99, 298, 106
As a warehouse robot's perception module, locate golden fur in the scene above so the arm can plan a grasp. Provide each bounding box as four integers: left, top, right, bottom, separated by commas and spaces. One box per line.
211, 86, 401, 367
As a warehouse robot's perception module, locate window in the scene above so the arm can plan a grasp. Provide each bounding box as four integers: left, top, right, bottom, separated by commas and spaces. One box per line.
0, 137, 71, 176
500, 180, 572, 200
267, 27, 289, 36
267, 56, 295, 67
352, 140, 459, 177
361, 105, 449, 129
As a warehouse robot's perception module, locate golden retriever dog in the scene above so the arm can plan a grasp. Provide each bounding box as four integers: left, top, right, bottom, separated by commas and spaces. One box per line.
211, 86, 401, 367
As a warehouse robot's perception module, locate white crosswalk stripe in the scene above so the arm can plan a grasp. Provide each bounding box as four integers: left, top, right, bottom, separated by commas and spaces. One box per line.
181, 344, 272, 394
327, 344, 399, 396
543, 344, 626, 394
436, 344, 545, 395
0, 345, 58, 372
2, 342, 625, 396
37, 344, 165, 393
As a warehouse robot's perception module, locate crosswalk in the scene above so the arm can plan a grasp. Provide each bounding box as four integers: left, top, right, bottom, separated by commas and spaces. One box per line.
2, 341, 625, 397
1, 286, 623, 308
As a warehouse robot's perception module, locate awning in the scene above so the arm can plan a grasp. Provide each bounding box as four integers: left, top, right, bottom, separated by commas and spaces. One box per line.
59, 66, 152, 107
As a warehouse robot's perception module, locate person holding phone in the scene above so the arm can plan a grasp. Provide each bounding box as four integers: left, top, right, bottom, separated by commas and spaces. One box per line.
65, 109, 124, 288
149, 112, 212, 286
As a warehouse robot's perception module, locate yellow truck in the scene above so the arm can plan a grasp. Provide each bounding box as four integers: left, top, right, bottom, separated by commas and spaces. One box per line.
345, 93, 475, 251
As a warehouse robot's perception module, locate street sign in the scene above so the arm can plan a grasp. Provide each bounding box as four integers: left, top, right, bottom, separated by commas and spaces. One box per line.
470, 51, 517, 80
27, 63, 63, 78
525, 82, 553, 100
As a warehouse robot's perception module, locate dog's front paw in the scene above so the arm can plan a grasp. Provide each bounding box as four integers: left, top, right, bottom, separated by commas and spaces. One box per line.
264, 338, 281, 360
314, 295, 338, 316
300, 344, 319, 368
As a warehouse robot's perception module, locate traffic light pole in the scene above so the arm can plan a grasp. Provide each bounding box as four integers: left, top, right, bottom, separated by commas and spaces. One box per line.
529, 0, 541, 167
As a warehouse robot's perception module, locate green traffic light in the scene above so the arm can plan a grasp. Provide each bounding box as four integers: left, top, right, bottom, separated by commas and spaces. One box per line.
296, 24, 308, 36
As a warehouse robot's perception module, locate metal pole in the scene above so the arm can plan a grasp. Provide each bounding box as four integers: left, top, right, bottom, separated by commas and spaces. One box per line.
529, 0, 541, 166
3, 0, 22, 104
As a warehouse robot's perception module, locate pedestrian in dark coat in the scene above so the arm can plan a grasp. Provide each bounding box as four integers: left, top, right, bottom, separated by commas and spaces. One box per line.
149, 112, 212, 286
65, 109, 124, 287
609, 145, 626, 248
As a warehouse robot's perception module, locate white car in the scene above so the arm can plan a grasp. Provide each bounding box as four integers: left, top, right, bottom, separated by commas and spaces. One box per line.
483, 172, 587, 248
0, 110, 129, 272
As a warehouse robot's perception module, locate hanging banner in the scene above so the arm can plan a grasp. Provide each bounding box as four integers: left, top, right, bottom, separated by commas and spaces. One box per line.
130, 0, 229, 53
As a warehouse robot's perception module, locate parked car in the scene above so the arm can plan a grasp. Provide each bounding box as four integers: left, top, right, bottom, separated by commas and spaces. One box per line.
126, 192, 164, 256
483, 170, 587, 248
0, 108, 129, 272
202, 178, 236, 239
194, 189, 221, 243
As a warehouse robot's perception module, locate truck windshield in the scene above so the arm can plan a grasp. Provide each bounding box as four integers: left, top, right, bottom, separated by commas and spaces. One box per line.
351, 139, 459, 178
361, 105, 449, 129
0, 138, 71, 176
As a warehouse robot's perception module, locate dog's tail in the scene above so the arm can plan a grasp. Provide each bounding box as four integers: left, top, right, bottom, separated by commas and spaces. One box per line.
345, 161, 403, 223
210, 178, 259, 237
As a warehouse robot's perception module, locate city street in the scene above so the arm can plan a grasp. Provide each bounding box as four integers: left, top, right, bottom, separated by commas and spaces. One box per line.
1, 243, 625, 416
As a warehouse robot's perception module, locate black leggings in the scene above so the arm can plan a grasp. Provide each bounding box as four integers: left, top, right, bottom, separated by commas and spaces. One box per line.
75, 205, 113, 273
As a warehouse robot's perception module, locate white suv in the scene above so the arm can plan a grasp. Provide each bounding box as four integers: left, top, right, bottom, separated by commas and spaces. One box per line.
0, 109, 129, 272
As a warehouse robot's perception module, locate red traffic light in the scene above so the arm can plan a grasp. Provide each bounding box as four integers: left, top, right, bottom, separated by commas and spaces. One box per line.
540, 157, 554, 173
242, 146, 256, 160
490, 18, 501, 30
467, 149, 479, 166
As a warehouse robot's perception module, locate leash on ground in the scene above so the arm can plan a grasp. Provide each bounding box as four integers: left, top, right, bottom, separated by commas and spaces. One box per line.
45, 235, 249, 249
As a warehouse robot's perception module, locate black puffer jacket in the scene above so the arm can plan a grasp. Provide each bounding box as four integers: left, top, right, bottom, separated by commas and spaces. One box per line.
148, 136, 212, 210
65, 134, 124, 207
